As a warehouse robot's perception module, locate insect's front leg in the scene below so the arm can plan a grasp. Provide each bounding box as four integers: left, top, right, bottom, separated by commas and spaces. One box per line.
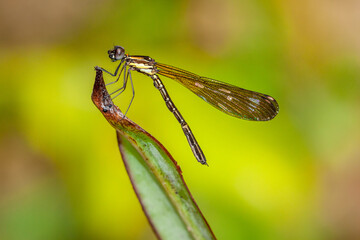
95, 58, 125, 77
106, 63, 126, 86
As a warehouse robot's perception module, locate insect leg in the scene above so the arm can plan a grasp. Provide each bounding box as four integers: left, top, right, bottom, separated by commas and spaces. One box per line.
106, 62, 126, 86
110, 63, 128, 97
97, 58, 124, 77
120, 69, 135, 119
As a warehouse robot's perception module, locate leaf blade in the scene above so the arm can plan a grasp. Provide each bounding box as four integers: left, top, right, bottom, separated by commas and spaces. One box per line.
92, 67, 216, 240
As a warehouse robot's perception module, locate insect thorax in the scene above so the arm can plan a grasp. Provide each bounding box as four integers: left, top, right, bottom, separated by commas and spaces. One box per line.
127, 56, 158, 76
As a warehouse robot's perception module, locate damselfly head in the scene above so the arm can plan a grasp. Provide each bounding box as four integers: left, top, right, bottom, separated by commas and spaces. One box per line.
108, 46, 125, 62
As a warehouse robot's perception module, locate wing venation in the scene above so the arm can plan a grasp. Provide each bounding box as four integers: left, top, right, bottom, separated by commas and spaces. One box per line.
155, 62, 279, 121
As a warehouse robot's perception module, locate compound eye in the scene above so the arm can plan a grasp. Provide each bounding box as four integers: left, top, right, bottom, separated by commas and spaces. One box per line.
116, 47, 122, 55
115, 46, 125, 59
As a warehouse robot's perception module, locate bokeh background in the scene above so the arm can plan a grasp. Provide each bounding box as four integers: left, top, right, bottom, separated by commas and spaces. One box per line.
1, 0, 360, 239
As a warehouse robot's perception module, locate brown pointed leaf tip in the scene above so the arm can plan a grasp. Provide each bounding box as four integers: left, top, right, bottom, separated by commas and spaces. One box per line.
91, 67, 182, 173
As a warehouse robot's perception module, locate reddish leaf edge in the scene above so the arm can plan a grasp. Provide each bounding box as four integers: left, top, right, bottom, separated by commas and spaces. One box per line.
91, 67, 216, 240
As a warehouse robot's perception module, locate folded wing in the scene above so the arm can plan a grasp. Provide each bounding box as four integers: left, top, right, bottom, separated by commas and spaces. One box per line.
156, 62, 279, 121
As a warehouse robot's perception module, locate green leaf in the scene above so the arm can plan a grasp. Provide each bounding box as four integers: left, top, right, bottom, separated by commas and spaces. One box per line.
92, 68, 216, 240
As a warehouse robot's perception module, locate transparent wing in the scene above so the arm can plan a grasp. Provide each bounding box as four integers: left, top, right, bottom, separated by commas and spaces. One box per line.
155, 62, 279, 121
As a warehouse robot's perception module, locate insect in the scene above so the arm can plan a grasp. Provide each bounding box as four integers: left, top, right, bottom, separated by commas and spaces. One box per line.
97, 46, 279, 165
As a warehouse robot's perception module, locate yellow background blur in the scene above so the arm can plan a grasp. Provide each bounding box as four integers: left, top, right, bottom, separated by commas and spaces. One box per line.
1, 0, 360, 239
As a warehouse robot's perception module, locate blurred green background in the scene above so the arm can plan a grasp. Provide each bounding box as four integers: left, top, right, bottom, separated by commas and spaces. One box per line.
1, 0, 359, 239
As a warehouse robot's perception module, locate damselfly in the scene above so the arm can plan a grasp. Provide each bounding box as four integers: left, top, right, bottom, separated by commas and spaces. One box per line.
97, 46, 279, 165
